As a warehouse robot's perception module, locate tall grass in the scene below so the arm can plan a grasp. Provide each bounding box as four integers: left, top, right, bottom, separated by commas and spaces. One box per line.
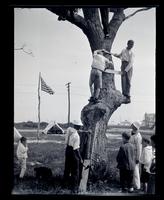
13, 131, 154, 194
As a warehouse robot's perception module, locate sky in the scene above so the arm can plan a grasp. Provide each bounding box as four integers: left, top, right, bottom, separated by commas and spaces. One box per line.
14, 7, 156, 124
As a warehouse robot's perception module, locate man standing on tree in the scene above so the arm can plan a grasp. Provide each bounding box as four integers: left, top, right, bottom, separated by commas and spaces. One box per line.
111, 40, 134, 103
63, 120, 83, 193
89, 49, 114, 104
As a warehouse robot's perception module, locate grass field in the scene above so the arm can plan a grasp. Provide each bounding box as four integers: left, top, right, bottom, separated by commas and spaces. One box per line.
13, 129, 154, 195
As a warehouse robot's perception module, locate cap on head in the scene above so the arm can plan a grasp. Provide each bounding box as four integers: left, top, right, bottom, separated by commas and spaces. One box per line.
131, 121, 140, 130
127, 40, 134, 45
72, 120, 82, 126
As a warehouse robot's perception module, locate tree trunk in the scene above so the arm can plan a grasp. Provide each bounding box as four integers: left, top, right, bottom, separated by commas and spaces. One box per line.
79, 8, 126, 192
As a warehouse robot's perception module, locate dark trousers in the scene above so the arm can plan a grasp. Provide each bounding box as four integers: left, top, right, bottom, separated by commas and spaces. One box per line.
121, 61, 133, 97
64, 146, 80, 192
120, 169, 134, 189
100, 8, 109, 35
147, 174, 155, 194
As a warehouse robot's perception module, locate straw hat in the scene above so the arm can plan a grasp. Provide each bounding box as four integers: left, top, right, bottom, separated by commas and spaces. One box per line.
131, 121, 140, 130
72, 120, 82, 126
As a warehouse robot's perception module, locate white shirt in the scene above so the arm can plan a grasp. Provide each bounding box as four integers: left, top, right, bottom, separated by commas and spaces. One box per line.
115, 48, 134, 72
65, 127, 80, 150
140, 145, 153, 172
91, 50, 112, 71
16, 141, 28, 159
130, 132, 142, 161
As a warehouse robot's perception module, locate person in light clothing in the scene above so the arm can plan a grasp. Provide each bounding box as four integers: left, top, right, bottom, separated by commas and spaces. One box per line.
111, 40, 134, 103
89, 49, 114, 103
63, 120, 83, 193
129, 121, 142, 191
16, 137, 28, 178
140, 136, 153, 193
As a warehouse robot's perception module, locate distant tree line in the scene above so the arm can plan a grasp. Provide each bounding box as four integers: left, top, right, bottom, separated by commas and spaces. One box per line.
14, 121, 153, 131
14, 121, 70, 130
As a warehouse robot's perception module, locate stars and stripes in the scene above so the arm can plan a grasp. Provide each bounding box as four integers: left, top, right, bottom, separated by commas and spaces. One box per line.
41, 76, 54, 95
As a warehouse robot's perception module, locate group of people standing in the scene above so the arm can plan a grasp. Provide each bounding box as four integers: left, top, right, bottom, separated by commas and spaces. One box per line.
116, 121, 156, 194
63, 120, 156, 194
15, 120, 155, 195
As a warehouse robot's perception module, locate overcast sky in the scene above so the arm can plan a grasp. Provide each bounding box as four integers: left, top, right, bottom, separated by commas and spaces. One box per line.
14, 7, 156, 124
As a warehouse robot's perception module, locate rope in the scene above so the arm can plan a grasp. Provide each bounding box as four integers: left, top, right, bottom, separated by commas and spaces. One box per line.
104, 69, 122, 75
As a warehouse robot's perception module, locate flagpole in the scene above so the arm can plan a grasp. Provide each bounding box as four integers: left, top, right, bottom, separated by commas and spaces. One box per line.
37, 72, 41, 141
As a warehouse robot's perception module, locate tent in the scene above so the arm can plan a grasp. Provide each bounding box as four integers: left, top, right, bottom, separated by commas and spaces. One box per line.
14, 127, 22, 142
42, 121, 64, 134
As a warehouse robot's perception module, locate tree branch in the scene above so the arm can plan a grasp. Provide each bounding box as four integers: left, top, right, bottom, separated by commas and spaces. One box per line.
124, 7, 153, 21
104, 8, 125, 50
15, 44, 34, 57
47, 8, 88, 34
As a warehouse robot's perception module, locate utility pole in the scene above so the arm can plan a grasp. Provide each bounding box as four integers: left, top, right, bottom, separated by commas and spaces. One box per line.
65, 82, 71, 127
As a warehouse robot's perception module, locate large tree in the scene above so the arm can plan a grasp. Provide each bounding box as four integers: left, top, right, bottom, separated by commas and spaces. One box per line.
47, 7, 152, 191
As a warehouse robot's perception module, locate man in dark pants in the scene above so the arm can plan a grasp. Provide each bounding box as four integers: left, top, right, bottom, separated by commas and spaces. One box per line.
63, 120, 83, 193
116, 132, 135, 193
111, 40, 134, 103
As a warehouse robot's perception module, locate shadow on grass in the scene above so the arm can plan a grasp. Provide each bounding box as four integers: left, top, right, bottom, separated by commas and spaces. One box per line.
13, 174, 72, 194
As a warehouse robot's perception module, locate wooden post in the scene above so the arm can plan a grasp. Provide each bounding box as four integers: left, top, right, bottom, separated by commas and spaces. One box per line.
65, 82, 71, 126
79, 129, 94, 193
37, 72, 41, 140
79, 124, 99, 193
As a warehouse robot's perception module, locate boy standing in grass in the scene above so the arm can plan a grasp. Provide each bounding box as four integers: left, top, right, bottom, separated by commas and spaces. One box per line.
140, 136, 153, 193
16, 137, 28, 179
116, 132, 135, 193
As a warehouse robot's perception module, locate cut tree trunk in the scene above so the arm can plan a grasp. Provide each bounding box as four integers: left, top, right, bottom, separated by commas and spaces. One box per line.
79, 9, 126, 191
79, 61, 127, 192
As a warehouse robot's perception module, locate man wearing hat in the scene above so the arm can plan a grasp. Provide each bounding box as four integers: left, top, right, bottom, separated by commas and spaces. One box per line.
63, 120, 83, 193
130, 121, 142, 191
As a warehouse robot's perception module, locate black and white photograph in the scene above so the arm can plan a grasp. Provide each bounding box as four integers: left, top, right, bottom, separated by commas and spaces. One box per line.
13, 6, 156, 196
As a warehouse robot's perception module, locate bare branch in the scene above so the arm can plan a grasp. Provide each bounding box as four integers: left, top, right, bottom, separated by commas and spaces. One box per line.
124, 7, 153, 21
15, 44, 34, 57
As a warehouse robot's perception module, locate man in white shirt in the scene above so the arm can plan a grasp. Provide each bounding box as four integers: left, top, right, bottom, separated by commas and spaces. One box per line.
89, 49, 114, 103
111, 40, 134, 103
16, 137, 28, 178
129, 121, 142, 191
63, 120, 83, 193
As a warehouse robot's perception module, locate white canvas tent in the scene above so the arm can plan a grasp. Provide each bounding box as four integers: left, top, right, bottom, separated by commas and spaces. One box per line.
42, 121, 64, 134
14, 127, 22, 142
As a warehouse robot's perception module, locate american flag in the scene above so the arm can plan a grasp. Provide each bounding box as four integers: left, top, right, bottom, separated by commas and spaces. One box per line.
41, 76, 54, 95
